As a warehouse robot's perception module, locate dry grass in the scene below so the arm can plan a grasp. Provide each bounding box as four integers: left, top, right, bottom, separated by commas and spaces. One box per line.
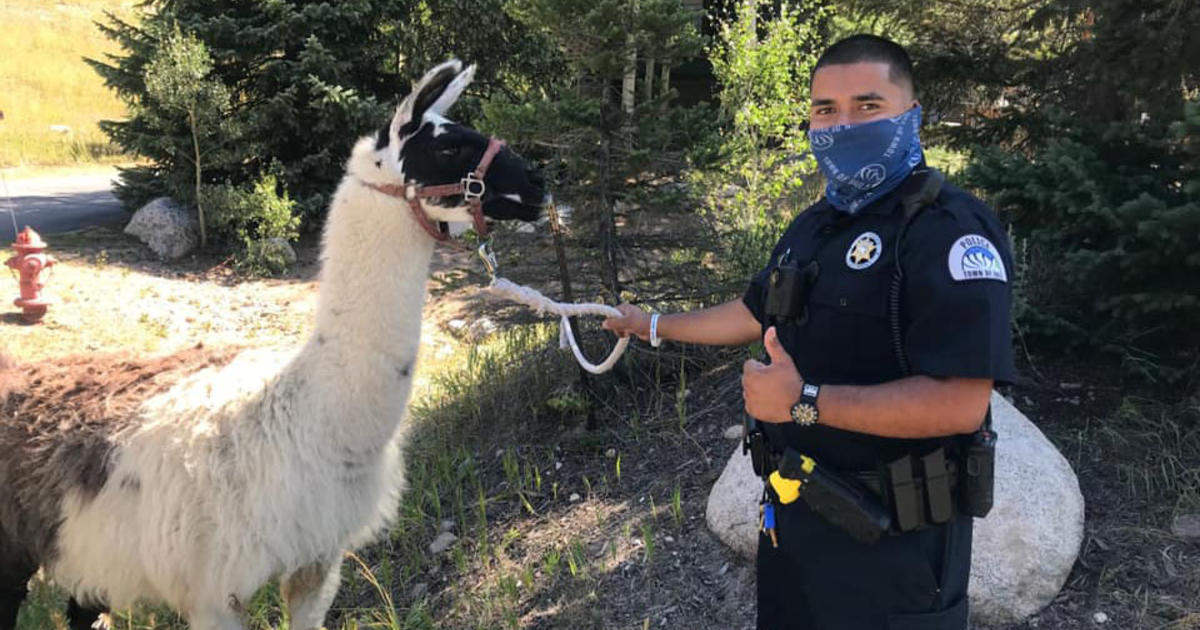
0, 246, 315, 362
0, 0, 136, 167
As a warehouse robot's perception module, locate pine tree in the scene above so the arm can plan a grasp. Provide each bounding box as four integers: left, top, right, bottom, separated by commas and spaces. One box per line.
953, 0, 1200, 380
483, 0, 706, 297
90, 0, 564, 226
90, 0, 407, 219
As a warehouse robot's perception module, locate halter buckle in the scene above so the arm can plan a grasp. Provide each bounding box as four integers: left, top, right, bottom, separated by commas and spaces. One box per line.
462, 173, 486, 201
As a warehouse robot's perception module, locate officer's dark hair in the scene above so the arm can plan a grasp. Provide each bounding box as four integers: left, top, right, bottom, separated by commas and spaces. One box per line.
813, 34, 915, 95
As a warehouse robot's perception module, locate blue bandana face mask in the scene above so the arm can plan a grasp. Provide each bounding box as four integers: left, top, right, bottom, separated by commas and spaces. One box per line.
807, 105, 925, 214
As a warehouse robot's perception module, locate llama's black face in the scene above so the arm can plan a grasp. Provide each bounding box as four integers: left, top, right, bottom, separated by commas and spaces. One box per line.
376, 60, 543, 225
397, 120, 545, 223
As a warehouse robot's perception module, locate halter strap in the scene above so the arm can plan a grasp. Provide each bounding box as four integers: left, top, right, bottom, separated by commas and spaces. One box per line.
362, 137, 507, 248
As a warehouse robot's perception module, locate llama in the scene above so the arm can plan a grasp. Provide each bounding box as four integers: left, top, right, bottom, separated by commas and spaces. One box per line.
0, 59, 543, 630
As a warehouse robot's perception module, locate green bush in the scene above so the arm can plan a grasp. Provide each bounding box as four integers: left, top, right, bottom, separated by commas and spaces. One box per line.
201, 173, 300, 276
965, 102, 1200, 382
698, 0, 831, 285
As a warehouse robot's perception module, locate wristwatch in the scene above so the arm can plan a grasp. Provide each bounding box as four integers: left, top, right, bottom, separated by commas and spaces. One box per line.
790, 382, 821, 426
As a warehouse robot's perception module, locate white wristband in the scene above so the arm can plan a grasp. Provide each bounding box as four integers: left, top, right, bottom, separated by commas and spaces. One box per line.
649, 313, 663, 348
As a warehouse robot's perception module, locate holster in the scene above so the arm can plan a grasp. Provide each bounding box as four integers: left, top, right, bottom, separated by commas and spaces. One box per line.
742, 415, 773, 477
774, 448, 893, 544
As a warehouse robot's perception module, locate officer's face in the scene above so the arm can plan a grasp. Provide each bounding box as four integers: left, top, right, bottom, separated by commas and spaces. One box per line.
809, 62, 917, 130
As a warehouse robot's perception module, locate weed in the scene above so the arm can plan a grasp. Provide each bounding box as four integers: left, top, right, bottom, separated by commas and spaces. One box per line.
346, 552, 401, 630
641, 523, 655, 564
543, 548, 562, 577
671, 483, 684, 528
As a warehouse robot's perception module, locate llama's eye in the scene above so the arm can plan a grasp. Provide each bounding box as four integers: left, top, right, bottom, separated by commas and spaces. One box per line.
436, 147, 459, 158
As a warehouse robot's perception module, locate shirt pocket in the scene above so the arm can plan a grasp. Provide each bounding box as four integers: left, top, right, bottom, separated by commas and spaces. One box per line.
805, 267, 896, 381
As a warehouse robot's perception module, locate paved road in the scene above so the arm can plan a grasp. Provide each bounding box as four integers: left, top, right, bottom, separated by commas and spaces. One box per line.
0, 171, 127, 242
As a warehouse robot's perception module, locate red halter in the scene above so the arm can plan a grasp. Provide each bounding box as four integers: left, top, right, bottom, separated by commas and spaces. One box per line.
363, 137, 507, 247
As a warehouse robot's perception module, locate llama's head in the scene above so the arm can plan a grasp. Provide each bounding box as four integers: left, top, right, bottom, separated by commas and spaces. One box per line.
364, 60, 544, 229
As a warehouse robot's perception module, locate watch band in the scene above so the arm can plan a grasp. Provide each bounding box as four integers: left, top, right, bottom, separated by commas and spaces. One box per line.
801, 382, 820, 405
791, 382, 821, 426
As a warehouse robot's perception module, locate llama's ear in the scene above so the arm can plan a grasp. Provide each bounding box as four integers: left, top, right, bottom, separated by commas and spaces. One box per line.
427, 64, 475, 117
391, 59, 462, 138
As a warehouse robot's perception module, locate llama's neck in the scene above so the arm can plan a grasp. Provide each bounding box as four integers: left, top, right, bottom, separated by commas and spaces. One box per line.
300, 172, 437, 447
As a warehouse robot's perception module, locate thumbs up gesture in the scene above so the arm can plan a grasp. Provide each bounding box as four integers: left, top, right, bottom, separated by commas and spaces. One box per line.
741, 327, 805, 424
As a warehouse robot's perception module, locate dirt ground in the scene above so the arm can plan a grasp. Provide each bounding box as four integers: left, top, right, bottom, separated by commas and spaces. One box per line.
5, 221, 1197, 630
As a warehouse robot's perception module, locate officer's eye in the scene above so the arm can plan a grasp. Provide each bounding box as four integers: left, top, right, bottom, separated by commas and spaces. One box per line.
814, 106, 834, 116
859, 103, 880, 111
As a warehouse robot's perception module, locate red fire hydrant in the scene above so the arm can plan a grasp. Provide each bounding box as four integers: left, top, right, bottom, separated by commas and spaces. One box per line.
5, 227, 56, 323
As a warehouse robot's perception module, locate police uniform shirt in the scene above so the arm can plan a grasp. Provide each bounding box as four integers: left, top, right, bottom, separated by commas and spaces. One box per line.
742, 172, 1015, 471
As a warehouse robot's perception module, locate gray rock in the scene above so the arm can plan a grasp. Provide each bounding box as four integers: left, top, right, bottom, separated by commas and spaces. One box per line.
971, 393, 1084, 624
704, 446, 760, 560
258, 237, 297, 267
704, 392, 1084, 626
427, 531, 458, 554
468, 316, 498, 340
1171, 514, 1200, 541
124, 197, 198, 259
723, 424, 743, 440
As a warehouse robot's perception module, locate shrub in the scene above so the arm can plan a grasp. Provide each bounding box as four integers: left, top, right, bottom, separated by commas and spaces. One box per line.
201, 173, 300, 275
698, 0, 831, 285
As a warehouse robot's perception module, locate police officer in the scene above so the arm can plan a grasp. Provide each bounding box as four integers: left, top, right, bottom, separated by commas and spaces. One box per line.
603, 34, 1014, 629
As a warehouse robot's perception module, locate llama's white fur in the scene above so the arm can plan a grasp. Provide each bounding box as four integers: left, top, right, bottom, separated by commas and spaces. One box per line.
44, 61, 487, 630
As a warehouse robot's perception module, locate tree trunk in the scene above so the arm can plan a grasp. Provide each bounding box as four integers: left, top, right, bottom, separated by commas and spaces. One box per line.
547, 199, 574, 304
549, 198, 601, 430
622, 34, 638, 114
643, 56, 655, 102
660, 63, 672, 112
189, 108, 207, 247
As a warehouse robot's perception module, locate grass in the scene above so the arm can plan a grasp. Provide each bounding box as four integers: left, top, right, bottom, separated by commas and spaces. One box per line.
0, 0, 136, 167
1104, 396, 1200, 513
0, 228, 315, 362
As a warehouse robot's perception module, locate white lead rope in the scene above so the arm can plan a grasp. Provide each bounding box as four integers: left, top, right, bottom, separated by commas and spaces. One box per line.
479, 244, 630, 375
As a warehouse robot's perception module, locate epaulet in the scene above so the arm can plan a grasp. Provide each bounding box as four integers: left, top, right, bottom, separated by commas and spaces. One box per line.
900, 168, 945, 221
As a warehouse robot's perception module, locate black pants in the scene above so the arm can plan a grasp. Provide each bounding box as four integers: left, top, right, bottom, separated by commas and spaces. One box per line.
756, 500, 972, 630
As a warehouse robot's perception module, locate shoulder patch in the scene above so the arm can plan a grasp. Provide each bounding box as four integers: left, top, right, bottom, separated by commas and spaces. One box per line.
948, 234, 1007, 282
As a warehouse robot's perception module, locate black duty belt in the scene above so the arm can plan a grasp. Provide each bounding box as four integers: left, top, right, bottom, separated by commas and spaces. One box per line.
753, 441, 961, 538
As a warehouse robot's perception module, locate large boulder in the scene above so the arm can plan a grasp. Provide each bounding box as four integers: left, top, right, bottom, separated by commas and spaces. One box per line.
971, 393, 1085, 623
125, 197, 198, 259
705, 392, 1084, 625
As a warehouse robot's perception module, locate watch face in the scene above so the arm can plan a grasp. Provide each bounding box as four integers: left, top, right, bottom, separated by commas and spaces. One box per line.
791, 403, 818, 425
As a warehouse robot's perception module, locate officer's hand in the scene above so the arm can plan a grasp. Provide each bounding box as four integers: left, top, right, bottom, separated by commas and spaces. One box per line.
602, 303, 652, 341
741, 326, 805, 424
